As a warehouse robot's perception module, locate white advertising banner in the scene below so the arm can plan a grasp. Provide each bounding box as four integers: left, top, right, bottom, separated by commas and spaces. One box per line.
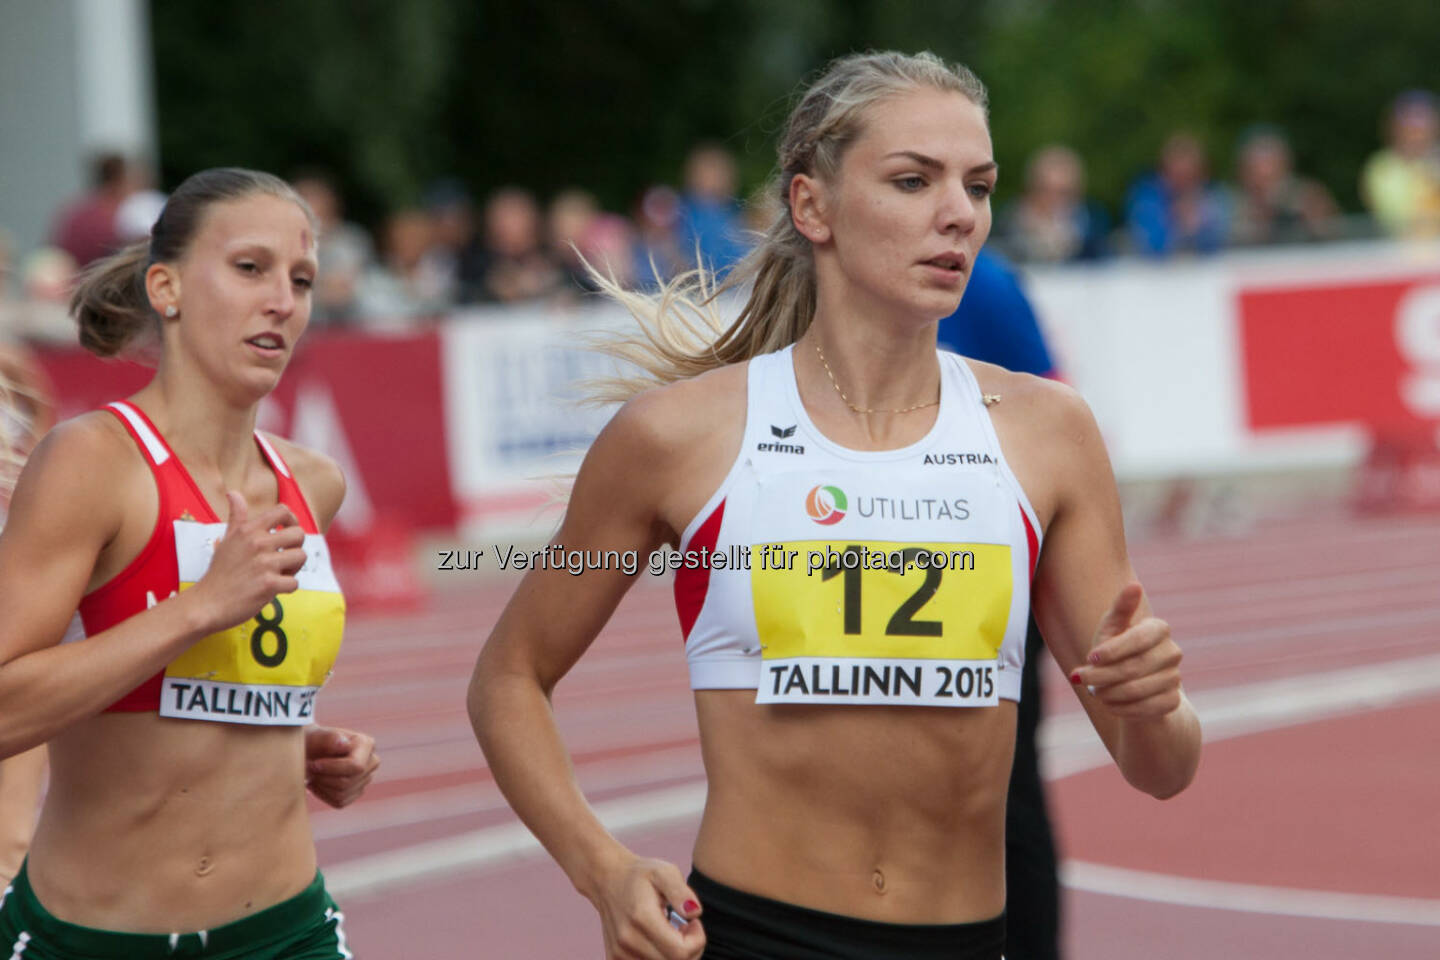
440, 241, 1440, 534
442, 304, 625, 537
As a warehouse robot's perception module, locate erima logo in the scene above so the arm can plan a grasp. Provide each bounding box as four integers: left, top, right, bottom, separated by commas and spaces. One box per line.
923, 452, 997, 466
758, 424, 803, 455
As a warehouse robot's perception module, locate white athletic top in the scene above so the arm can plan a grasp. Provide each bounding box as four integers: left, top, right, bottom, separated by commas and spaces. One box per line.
674, 345, 1041, 707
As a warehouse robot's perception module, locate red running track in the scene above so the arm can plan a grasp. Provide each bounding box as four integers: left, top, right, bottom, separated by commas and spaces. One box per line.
312, 511, 1440, 958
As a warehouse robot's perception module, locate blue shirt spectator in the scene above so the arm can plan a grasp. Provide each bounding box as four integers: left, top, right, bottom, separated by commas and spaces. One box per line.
677, 144, 750, 274
937, 250, 1056, 377
1125, 132, 1230, 256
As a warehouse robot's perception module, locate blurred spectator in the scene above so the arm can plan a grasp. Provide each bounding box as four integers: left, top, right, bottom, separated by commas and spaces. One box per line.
354, 209, 447, 325
549, 189, 602, 292
422, 178, 488, 305
1229, 126, 1339, 246
1361, 90, 1440, 238
995, 145, 1110, 262
937, 251, 1056, 377
583, 214, 638, 291
1125, 133, 1230, 256
7, 248, 77, 342
632, 185, 687, 288
677, 143, 749, 273
50, 152, 135, 267
292, 171, 375, 324
474, 187, 563, 303
548, 190, 638, 294
114, 158, 167, 244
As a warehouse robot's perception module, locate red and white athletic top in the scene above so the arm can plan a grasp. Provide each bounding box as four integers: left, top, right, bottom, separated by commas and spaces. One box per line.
62, 400, 346, 725
674, 346, 1040, 707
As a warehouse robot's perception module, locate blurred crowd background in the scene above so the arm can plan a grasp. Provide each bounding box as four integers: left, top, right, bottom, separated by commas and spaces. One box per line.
4, 0, 1440, 338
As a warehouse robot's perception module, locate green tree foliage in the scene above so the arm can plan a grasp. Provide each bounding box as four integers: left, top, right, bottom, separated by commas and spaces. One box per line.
151, 0, 1438, 229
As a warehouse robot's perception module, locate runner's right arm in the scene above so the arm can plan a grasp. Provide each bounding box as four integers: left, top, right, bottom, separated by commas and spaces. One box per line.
0, 416, 306, 758
470, 387, 707, 960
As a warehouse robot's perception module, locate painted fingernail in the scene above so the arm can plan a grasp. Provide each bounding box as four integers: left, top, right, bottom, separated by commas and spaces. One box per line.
1069, 670, 1083, 685
1088, 651, 1102, 665
683, 900, 700, 914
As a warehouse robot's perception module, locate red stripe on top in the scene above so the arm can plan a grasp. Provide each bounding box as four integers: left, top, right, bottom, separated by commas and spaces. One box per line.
1019, 503, 1039, 580
83, 403, 320, 712
674, 499, 725, 640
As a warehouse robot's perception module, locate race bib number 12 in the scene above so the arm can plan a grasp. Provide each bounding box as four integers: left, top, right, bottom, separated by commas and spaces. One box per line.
752, 539, 1011, 707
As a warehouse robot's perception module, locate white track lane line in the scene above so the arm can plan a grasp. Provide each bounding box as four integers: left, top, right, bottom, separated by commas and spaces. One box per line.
1061, 861, 1440, 927
1042, 651, 1440, 778
327, 782, 706, 900
326, 654, 1440, 909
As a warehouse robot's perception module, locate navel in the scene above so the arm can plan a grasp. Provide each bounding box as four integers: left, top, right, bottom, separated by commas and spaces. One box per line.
195, 855, 215, 877
871, 868, 887, 894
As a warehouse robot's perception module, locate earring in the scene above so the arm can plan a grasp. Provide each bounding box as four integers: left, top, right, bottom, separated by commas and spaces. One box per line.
165, 305, 178, 318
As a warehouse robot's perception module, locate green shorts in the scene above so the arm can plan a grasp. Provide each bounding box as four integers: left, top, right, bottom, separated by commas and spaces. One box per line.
0, 862, 352, 959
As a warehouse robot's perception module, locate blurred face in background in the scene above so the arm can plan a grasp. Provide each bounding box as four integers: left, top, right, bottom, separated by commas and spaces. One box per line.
1160, 134, 1208, 192
548, 190, 599, 261
1025, 145, 1084, 212
22, 248, 78, 303
1390, 98, 1439, 157
384, 210, 434, 271
292, 178, 341, 229
684, 146, 739, 202
1238, 134, 1293, 197
430, 200, 475, 252
485, 189, 542, 258
637, 185, 680, 237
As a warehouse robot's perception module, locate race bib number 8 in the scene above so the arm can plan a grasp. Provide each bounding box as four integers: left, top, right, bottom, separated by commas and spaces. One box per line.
752, 539, 1011, 707
161, 521, 345, 725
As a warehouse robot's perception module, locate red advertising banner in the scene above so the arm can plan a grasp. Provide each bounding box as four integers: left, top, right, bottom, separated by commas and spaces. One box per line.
33, 330, 458, 534
1239, 274, 1440, 431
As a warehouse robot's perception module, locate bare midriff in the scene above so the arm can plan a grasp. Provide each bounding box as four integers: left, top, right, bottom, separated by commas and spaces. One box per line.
691, 689, 1015, 924
25, 712, 314, 932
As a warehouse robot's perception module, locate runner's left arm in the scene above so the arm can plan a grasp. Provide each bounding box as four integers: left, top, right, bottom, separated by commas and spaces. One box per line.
1030, 385, 1201, 799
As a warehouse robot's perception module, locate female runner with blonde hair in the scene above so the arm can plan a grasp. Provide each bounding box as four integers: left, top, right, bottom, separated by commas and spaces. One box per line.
0, 168, 376, 958
0, 347, 54, 885
471, 51, 1200, 960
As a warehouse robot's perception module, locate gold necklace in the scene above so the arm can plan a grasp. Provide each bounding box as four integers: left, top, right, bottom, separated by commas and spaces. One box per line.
814, 340, 941, 415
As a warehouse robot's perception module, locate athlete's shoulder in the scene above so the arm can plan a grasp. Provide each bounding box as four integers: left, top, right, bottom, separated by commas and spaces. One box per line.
261, 434, 346, 531
604, 361, 748, 460
5, 410, 138, 538
29, 408, 143, 472
963, 359, 1090, 434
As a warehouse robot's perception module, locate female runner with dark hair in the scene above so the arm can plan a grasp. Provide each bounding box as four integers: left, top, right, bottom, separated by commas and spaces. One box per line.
0, 168, 377, 958
471, 52, 1200, 960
